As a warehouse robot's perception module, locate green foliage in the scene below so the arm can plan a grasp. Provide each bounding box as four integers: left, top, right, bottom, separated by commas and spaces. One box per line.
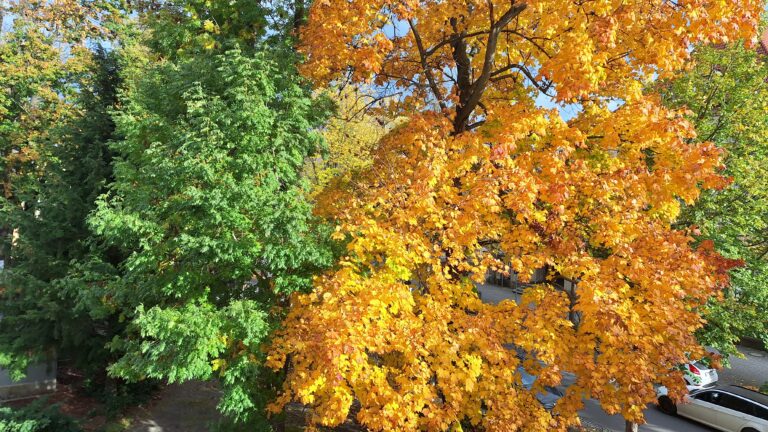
90, 20, 334, 421
0, 0, 128, 256
0, 14, 75, 209
0, 47, 125, 378
0, 399, 82, 432
660, 31, 768, 359
1, 0, 335, 425
92, 45, 332, 299
135, 0, 308, 59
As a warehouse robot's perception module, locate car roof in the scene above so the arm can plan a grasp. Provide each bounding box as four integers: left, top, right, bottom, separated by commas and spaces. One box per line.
708, 385, 768, 407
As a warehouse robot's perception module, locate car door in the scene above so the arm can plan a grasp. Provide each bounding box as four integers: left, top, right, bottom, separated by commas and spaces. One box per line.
720, 397, 768, 432
710, 393, 758, 431
751, 404, 768, 431
678, 391, 722, 429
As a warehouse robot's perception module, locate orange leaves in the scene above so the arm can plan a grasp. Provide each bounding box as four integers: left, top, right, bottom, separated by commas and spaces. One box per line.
270, 262, 517, 429
298, 0, 392, 83
300, 0, 761, 109
697, 239, 746, 288
273, 98, 746, 429
271, 0, 764, 429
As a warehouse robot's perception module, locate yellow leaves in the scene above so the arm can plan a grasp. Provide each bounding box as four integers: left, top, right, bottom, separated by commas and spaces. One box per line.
297, 374, 328, 405
270, 0, 763, 429
211, 358, 226, 372
649, 199, 681, 222
306, 86, 399, 200
202, 19, 217, 33
198, 33, 217, 50
463, 354, 483, 381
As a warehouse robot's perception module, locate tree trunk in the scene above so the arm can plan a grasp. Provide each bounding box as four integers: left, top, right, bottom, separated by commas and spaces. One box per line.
625, 420, 638, 432
293, 0, 306, 33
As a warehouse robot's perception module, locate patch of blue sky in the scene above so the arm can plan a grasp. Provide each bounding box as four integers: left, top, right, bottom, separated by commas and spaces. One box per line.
534, 92, 582, 121
0, 13, 15, 34
536, 94, 625, 122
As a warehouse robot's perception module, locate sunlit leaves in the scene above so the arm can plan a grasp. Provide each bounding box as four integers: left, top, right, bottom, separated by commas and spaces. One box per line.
91, 33, 334, 423
269, 0, 762, 430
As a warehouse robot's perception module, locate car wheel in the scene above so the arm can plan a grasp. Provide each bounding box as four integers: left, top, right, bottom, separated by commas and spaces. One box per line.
741, 429, 759, 432
657, 395, 677, 415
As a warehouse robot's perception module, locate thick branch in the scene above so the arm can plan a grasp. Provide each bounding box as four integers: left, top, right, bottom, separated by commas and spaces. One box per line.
452, 2, 528, 133
292, 0, 306, 33
450, 17, 473, 111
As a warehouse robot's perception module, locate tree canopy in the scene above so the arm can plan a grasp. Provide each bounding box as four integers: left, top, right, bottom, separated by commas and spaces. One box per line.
0, 0, 127, 379
305, 87, 399, 195
1, 0, 334, 426
267, 0, 763, 430
1, 0, 765, 430
88, 2, 335, 423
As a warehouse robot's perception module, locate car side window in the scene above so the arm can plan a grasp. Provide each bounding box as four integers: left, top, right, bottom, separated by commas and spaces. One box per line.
693, 391, 717, 403
718, 394, 755, 416
753, 404, 768, 421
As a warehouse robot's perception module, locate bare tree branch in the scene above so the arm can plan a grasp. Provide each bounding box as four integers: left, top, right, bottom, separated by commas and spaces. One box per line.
425, 30, 490, 57
409, 19, 448, 113
490, 63, 553, 95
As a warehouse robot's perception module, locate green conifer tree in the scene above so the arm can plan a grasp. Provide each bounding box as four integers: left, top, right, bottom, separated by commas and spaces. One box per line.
91, 1, 334, 424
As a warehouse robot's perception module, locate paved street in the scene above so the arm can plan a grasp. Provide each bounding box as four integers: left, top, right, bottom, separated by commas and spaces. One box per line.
718, 345, 768, 388
580, 399, 714, 432
127, 381, 221, 432
476, 283, 767, 432
477, 282, 521, 304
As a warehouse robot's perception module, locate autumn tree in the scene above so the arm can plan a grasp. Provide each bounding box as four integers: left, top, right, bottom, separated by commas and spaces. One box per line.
0, 0, 118, 260
659, 26, 768, 359
268, 0, 762, 431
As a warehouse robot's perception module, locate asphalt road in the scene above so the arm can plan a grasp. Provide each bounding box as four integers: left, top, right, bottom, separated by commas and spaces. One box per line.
557, 367, 715, 432
476, 283, 767, 432
580, 399, 715, 432
477, 282, 521, 304
718, 345, 768, 388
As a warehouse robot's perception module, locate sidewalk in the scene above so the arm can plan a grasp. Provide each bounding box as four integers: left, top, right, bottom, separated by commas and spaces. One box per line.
127, 381, 221, 432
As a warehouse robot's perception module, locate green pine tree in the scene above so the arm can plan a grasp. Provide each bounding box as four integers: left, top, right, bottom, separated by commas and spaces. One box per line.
0, 47, 125, 380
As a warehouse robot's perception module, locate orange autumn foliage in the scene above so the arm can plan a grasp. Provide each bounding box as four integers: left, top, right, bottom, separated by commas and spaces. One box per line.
267, 0, 762, 430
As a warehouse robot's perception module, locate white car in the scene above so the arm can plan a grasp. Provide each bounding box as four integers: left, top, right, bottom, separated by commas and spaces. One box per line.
657, 385, 768, 432
683, 359, 719, 389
